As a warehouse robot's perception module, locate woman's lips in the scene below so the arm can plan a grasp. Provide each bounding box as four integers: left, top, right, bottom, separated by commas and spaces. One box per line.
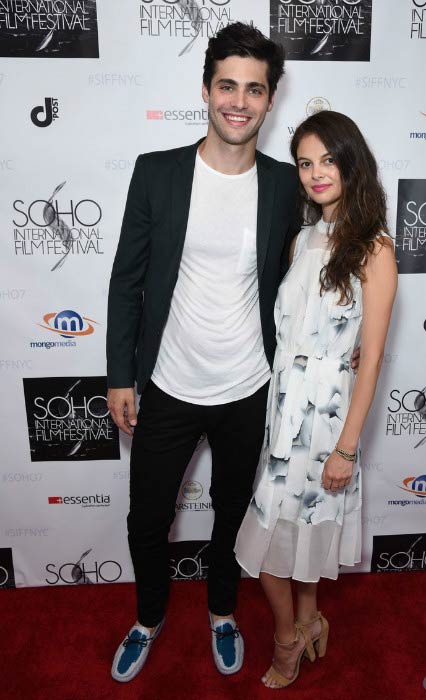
312, 184, 332, 192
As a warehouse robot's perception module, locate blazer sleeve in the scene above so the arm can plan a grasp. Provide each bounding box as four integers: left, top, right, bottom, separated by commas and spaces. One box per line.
106, 155, 151, 388
280, 174, 303, 279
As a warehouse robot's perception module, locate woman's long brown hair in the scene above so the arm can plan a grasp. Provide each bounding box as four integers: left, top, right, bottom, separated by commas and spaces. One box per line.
290, 111, 389, 304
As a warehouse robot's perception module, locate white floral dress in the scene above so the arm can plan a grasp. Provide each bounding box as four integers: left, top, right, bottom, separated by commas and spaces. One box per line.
235, 219, 362, 581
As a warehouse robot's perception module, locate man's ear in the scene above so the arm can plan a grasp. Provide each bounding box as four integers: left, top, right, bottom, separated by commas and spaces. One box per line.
267, 91, 276, 113
202, 83, 209, 104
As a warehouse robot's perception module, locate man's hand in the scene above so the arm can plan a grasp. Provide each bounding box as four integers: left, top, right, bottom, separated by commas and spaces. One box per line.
351, 345, 360, 373
107, 387, 137, 436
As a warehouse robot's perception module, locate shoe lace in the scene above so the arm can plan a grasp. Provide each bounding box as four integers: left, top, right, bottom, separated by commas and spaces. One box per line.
211, 627, 240, 641
123, 635, 151, 648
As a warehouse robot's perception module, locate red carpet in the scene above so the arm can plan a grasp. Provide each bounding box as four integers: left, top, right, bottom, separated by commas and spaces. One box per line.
1, 573, 424, 700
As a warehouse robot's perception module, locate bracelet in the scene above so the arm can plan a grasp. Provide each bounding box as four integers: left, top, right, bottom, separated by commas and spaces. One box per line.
335, 445, 357, 462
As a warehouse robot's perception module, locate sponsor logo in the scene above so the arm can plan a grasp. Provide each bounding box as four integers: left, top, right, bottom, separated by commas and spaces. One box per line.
22, 376, 120, 462
371, 534, 426, 572
306, 96, 331, 117
169, 541, 210, 580
30, 97, 59, 127
45, 548, 122, 585
388, 475, 426, 507
48, 494, 110, 507
181, 480, 203, 501
386, 387, 426, 448
0, 548, 16, 588
395, 180, 426, 274
176, 480, 212, 511
411, 0, 426, 38
32, 309, 97, 349
139, 0, 234, 55
270, 0, 372, 62
146, 107, 208, 125
2, 472, 43, 483
12, 181, 104, 269
0, 1, 99, 58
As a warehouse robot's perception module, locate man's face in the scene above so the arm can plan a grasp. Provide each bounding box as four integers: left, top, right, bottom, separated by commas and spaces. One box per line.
202, 55, 274, 147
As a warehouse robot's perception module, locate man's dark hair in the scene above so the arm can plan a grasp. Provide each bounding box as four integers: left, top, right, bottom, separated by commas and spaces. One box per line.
203, 22, 285, 96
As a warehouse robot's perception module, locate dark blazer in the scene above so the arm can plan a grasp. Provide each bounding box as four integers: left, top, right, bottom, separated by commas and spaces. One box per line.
107, 139, 301, 393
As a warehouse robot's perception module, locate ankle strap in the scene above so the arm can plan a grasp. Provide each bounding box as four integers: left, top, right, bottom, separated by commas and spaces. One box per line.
274, 629, 299, 649
296, 611, 323, 627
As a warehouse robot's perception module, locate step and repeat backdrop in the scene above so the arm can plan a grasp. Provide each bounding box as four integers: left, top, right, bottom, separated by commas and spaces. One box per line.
0, 0, 425, 590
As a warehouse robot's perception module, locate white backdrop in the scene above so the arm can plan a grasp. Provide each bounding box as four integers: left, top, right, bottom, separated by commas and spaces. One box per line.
0, 0, 425, 589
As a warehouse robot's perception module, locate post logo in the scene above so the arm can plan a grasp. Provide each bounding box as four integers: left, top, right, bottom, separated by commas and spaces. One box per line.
38, 310, 97, 339
399, 475, 426, 497
30, 98, 59, 127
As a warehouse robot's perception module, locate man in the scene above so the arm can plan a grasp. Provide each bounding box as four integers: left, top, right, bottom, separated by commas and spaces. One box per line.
107, 22, 299, 682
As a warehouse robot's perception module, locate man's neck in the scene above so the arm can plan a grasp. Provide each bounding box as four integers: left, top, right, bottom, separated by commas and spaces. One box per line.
198, 129, 257, 175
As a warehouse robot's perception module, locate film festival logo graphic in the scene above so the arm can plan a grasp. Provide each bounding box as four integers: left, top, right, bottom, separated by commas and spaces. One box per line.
386, 387, 426, 449
270, 0, 373, 62
371, 533, 426, 573
411, 0, 426, 39
0, 548, 16, 589
169, 541, 210, 580
0, 0, 99, 58
395, 180, 426, 274
30, 308, 98, 349
45, 548, 123, 585
22, 376, 120, 462
139, 0, 235, 55
12, 181, 104, 271
31, 97, 59, 127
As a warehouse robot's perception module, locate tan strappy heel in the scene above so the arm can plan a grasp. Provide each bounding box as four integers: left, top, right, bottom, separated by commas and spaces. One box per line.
296, 611, 329, 660
263, 624, 315, 689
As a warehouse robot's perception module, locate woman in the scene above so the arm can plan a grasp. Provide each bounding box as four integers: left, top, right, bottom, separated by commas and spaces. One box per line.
235, 111, 397, 689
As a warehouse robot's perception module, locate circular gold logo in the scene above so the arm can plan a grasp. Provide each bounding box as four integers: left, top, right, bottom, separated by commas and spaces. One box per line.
181, 480, 203, 501
306, 97, 331, 117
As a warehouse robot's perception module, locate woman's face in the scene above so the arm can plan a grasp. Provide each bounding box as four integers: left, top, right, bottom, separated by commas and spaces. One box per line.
296, 133, 342, 221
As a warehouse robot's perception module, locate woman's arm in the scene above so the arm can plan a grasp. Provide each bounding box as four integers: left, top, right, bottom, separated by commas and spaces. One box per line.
321, 237, 398, 491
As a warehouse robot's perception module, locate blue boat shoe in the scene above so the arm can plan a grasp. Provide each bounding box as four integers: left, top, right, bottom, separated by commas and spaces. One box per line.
209, 613, 244, 675
111, 619, 164, 682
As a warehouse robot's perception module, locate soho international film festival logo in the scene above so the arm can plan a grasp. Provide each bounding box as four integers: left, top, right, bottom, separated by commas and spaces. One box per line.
31, 308, 97, 350
45, 548, 122, 585
31, 97, 59, 127
0, 548, 16, 589
270, 0, 372, 61
371, 533, 426, 573
410, 0, 426, 39
0, 0, 99, 57
386, 386, 426, 449
395, 180, 426, 274
169, 541, 210, 580
22, 376, 120, 461
139, 0, 235, 55
12, 181, 104, 271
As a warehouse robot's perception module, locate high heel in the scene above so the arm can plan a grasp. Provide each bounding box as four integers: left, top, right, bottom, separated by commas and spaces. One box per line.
296, 611, 329, 660
262, 624, 315, 689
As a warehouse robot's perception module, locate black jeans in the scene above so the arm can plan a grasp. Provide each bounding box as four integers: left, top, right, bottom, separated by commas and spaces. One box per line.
128, 379, 269, 627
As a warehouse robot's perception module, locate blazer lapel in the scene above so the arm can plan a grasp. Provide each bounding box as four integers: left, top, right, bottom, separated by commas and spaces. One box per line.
170, 139, 204, 260
256, 151, 275, 282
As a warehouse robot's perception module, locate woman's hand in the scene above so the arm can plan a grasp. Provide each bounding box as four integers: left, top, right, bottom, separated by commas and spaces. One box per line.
321, 451, 354, 492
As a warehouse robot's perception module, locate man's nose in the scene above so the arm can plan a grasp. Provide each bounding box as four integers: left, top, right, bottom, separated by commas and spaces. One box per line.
231, 89, 248, 111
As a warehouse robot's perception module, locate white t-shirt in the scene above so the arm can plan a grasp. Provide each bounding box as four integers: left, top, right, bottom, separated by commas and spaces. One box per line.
151, 151, 271, 405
